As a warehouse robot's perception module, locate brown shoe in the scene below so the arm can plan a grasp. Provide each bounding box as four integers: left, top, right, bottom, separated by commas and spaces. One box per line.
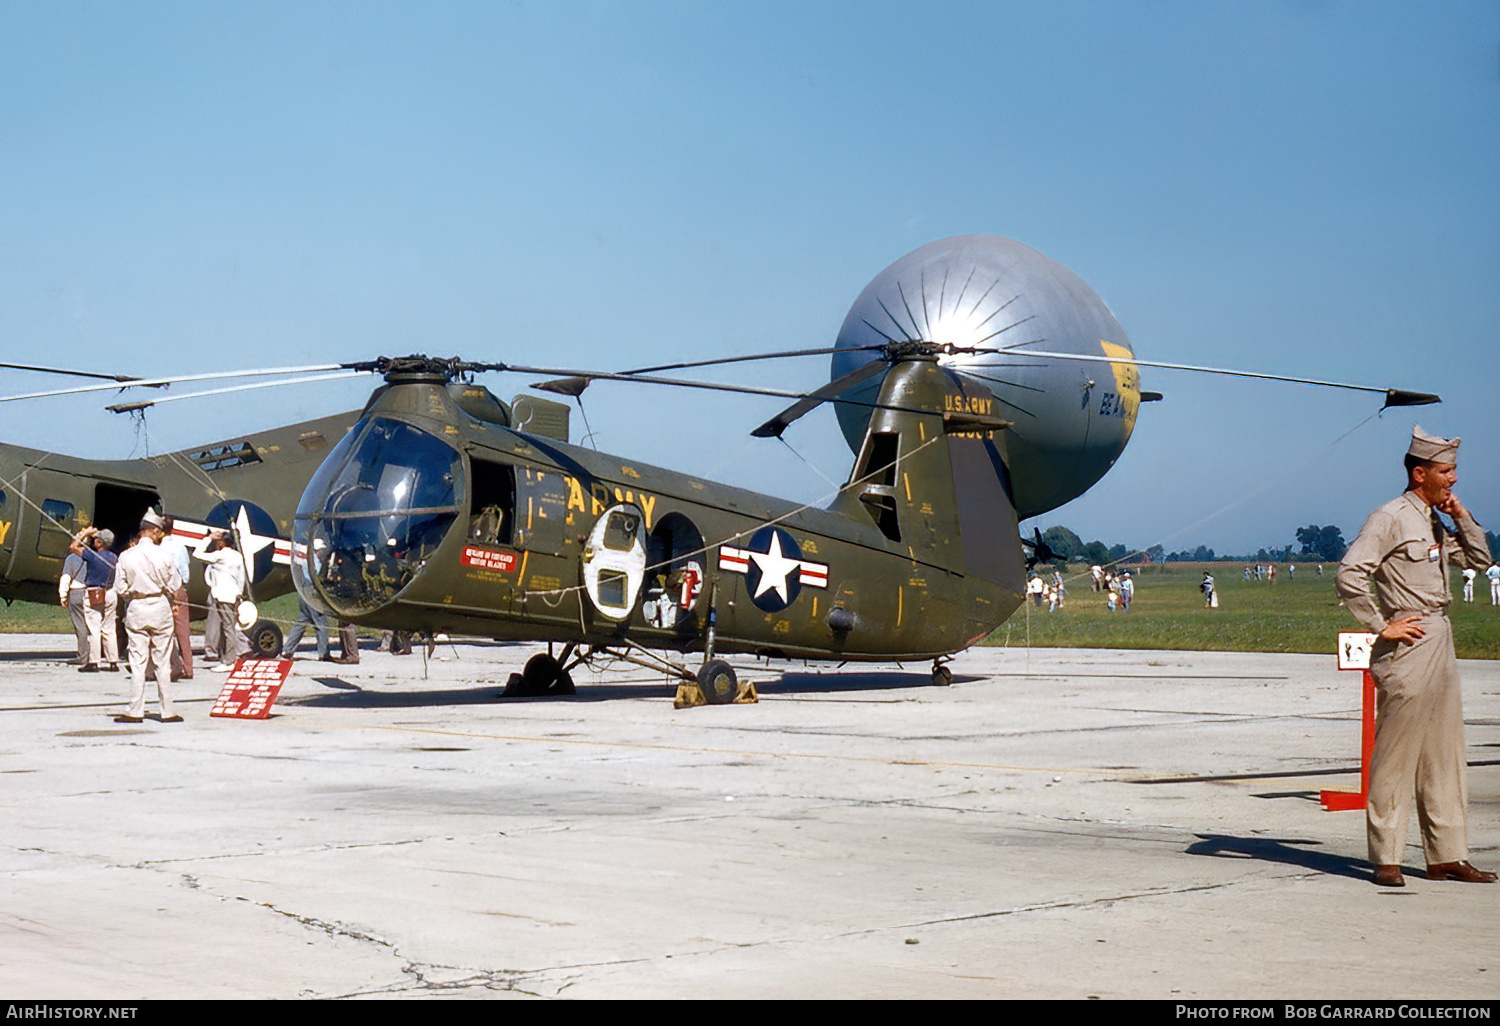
1372, 864, 1405, 887
1427, 861, 1497, 883
113, 715, 143, 724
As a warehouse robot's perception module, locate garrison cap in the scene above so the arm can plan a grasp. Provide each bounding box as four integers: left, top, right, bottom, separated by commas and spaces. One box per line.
140, 509, 167, 530
1408, 425, 1459, 465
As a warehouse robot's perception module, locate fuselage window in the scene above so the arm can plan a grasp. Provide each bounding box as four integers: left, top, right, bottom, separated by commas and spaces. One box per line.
37, 499, 77, 559
603, 510, 640, 552
42, 499, 74, 530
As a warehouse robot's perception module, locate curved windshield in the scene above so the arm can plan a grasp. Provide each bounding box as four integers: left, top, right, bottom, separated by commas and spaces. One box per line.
293, 416, 461, 617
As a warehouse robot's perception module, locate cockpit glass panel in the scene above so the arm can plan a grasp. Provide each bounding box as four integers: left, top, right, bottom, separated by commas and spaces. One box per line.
293, 416, 461, 617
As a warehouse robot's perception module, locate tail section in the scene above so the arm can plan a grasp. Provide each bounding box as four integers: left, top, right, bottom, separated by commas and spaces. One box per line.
832, 356, 1024, 638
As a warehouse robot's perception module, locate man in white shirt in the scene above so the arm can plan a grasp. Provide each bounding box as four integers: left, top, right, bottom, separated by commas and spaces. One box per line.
58, 549, 90, 665
195, 530, 247, 667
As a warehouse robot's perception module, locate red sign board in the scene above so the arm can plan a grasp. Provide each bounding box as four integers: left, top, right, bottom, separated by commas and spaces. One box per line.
461, 546, 517, 573
210, 658, 292, 719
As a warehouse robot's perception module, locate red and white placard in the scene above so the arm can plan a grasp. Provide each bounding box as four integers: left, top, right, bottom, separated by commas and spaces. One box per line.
210, 658, 292, 719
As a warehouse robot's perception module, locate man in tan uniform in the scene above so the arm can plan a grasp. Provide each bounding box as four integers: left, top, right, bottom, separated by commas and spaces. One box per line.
112, 511, 184, 724
1336, 426, 1494, 887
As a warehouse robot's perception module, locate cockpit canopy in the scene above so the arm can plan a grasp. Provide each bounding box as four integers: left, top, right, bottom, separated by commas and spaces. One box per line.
293, 416, 460, 618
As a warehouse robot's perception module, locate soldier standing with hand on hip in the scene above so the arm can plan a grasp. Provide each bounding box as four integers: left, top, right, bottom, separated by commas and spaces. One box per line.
1336, 426, 1495, 888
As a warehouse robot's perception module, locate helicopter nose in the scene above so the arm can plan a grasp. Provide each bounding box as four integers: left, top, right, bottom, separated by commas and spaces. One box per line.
292, 414, 464, 620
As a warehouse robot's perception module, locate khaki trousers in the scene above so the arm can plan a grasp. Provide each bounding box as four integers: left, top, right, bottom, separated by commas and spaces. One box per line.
83, 590, 120, 666
1366, 614, 1469, 866
124, 595, 176, 719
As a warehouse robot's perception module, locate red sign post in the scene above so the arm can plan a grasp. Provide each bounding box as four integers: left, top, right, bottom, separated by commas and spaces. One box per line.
1320, 633, 1377, 812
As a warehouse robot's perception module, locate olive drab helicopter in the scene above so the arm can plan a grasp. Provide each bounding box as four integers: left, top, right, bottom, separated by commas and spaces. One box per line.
4, 236, 1438, 701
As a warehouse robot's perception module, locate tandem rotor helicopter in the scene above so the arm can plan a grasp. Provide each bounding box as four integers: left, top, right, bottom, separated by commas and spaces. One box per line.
2, 236, 1438, 702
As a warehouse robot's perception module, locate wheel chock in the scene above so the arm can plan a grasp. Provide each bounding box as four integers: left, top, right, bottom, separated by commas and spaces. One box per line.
673, 681, 706, 708
674, 679, 758, 708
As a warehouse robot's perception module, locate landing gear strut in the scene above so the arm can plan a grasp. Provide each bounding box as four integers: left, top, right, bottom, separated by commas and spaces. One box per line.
498, 631, 756, 707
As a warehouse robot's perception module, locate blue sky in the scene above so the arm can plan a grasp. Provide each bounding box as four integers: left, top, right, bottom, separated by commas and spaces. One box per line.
3, 1, 1497, 556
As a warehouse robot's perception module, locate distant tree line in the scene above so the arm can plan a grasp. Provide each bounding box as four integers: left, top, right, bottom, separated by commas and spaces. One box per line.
1034, 523, 1499, 569
1038, 526, 1130, 567
1295, 524, 1347, 562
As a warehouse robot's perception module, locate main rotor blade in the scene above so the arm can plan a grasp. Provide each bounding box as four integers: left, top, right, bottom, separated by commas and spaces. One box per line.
104, 371, 369, 413
0, 364, 353, 404
961, 348, 1440, 407
505, 362, 992, 429
750, 359, 891, 439
0, 362, 146, 384
619, 344, 888, 376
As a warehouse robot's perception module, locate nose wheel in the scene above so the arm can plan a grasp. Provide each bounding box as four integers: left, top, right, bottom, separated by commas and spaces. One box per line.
931, 657, 952, 687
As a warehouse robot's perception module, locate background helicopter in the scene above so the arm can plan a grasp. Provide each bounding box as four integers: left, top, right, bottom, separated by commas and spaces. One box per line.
0, 367, 572, 656
10, 236, 1436, 702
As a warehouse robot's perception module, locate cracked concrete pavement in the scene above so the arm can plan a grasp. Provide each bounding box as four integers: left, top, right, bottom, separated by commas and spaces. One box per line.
1, 636, 1496, 999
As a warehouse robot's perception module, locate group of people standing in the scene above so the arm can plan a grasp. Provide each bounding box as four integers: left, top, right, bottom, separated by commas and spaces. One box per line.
1086, 564, 1135, 611
1457, 563, 1500, 604
1025, 565, 1137, 613
1025, 571, 1066, 611
1241, 563, 1285, 582
59, 512, 259, 723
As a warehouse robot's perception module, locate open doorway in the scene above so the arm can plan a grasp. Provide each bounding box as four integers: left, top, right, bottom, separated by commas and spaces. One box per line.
93, 483, 162, 553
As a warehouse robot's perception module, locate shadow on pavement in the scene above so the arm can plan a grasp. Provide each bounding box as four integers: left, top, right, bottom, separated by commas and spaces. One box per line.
1185, 833, 1371, 881
290, 667, 973, 708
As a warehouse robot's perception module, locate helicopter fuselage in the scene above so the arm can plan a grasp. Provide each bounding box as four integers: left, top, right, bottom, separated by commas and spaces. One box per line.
293, 358, 1027, 663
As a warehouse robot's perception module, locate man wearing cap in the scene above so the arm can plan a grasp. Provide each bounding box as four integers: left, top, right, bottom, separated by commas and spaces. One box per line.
112, 511, 184, 724
195, 529, 246, 668
71, 527, 120, 673
1336, 426, 1495, 887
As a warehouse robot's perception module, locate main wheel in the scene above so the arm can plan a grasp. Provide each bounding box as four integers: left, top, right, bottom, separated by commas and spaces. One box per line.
522, 653, 576, 696
696, 659, 738, 705
248, 621, 284, 659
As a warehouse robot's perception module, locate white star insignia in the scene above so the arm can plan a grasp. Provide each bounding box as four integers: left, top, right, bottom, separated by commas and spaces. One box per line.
233, 505, 276, 579
749, 531, 800, 605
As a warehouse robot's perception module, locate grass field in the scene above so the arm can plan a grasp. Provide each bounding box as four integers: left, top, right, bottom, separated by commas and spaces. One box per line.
985, 562, 1500, 661
4, 567, 1497, 659
0, 593, 305, 637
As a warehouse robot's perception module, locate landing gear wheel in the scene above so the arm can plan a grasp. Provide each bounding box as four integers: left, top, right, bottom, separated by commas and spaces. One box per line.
697, 659, 738, 705
248, 621, 284, 660
522, 652, 576, 696
931, 662, 952, 687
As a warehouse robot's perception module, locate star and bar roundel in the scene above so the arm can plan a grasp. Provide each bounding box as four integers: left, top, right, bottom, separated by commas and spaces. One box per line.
718, 526, 828, 613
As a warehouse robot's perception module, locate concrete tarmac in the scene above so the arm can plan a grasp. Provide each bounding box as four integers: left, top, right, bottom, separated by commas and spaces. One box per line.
1, 635, 1496, 1000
